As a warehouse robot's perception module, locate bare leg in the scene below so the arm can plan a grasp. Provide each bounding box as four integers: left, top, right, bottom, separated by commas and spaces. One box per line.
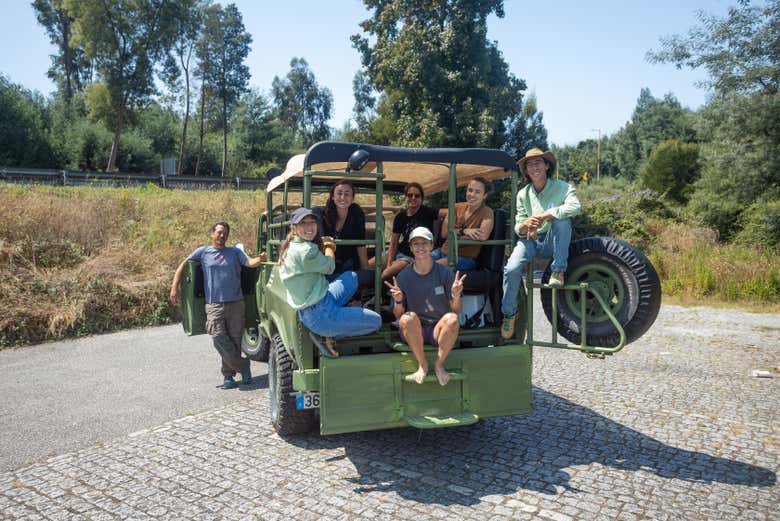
381, 259, 411, 280
399, 312, 427, 384
433, 313, 459, 386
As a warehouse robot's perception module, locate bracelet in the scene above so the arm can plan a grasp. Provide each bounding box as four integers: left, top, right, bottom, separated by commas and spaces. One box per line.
452, 293, 462, 300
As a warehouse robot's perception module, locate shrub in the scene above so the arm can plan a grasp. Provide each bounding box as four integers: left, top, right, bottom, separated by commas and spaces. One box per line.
640, 139, 700, 203
573, 189, 676, 250
734, 199, 780, 252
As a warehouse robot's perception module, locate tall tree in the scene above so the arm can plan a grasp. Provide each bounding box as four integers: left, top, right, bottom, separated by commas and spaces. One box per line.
230, 89, 295, 176
31, 0, 91, 103
351, 0, 525, 148
647, 0, 780, 97
503, 92, 548, 160
648, 0, 780, 241
608, 88, 696, 180
271, 58, 333, 148
351, 70, 376, 134
197, 3, 251, 177
64, 0, 173, 171
161, 0, 204, 175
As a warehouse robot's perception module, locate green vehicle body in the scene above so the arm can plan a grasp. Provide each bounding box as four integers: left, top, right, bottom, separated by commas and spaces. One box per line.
180, 142, 661, 436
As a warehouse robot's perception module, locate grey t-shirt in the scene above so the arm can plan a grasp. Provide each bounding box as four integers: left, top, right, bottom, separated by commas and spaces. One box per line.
396, 263, 454, 325
187, 246, 249, 303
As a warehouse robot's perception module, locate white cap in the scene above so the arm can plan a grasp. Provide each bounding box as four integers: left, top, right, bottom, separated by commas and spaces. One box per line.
409, 226, 433, 242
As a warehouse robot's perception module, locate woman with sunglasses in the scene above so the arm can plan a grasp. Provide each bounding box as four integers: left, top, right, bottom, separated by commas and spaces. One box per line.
380, 182, 441, 279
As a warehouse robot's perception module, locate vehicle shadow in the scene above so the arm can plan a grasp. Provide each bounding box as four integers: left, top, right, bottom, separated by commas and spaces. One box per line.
239, 374, 269, 391
285, 387, 776, 506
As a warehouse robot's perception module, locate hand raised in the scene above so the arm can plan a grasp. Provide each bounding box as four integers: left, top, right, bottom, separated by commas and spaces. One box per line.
383, 276, 404, 303
452, 270, 467, 297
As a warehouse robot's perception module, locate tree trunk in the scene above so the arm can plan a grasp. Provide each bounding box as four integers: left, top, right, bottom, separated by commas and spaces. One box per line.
61, 12, 73, 104
107, 104, 124, 172
195, 84, 206, 177
221, 97, 228, 177
178, 60, 190, 176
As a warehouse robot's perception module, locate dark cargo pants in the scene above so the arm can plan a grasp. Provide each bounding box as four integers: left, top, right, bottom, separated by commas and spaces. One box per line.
205, 300, 250, 377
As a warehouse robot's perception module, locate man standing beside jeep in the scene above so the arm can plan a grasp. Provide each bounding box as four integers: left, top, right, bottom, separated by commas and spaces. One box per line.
170, 222, 266, 389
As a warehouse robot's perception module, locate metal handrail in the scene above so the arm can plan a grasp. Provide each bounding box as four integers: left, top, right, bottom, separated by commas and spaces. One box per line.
0, 167, 268, 191
525, 264, 627, 355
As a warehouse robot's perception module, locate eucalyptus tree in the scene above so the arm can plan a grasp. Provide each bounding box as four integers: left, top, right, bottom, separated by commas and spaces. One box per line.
351, 0, 525, 148
503, 93, 548, 161
271, 58, 333, 148
196, 3, 251, 177
63, 0, 174, 171
161, 0, 204, 175
31, 0, 92, 103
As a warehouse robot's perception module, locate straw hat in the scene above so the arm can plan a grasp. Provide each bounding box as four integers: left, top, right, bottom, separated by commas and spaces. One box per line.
517, 148, 557, 174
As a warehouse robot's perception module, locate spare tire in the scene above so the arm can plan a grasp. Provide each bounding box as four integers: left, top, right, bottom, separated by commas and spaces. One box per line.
540, 237, 661, 348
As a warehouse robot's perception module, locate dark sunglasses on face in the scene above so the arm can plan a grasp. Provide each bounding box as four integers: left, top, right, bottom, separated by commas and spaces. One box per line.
406, 193, 422, 199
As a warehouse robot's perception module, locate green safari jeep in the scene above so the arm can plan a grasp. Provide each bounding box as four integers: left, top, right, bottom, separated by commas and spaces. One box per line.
180, 142, 662, 436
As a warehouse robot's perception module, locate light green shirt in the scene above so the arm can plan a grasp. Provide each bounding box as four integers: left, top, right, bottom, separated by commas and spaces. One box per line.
279, 237, 335, 310
515, 178, 581, 235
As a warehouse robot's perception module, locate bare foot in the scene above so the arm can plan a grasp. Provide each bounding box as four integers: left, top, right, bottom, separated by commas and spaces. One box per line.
325, 338, 339, 357
434, 365, 451, 386
411, 366, 428, 384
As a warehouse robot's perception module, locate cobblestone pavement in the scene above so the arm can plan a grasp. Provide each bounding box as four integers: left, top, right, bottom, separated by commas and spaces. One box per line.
2, 304, 778, 520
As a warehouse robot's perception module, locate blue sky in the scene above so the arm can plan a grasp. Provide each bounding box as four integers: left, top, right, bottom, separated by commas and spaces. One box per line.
0, 0, 733, 146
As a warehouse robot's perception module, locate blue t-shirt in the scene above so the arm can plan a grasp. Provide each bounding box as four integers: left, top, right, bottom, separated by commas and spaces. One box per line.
187, 246, 249, 303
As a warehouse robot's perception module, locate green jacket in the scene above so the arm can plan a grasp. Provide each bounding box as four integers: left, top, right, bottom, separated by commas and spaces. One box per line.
280, 237, 335, 310
515, 178, 581, 235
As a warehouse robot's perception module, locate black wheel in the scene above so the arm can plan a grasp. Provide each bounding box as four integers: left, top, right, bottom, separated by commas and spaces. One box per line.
268, 334, 316, 435
241, 327, 270, 363
541, 237, 661, 347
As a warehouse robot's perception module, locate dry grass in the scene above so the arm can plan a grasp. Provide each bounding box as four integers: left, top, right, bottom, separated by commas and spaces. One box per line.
0, 184, 262, 347
649, 222, 780, 309
2, 183, 778, 347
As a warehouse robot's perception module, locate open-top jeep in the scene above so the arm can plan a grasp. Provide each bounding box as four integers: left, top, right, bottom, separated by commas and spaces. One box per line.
180, 142, 661, 436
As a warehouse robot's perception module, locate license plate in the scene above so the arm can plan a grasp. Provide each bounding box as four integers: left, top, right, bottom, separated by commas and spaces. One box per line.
295, 391, 320, 410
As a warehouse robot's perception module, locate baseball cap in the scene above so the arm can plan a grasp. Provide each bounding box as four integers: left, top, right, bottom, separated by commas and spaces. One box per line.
290, 207, 317, 224
409, 226, 433, 242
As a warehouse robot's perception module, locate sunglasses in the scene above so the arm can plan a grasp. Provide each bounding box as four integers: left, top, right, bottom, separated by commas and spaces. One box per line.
405, 192, 422, 199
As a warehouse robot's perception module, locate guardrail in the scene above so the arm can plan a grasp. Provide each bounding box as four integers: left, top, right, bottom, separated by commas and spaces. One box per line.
0, 167, 269, 191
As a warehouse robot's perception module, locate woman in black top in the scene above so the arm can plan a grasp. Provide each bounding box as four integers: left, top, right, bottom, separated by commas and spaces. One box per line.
322, 179, 370, 276
381, 182, 440, 279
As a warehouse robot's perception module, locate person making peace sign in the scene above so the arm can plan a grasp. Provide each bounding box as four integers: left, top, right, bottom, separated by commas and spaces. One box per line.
385, 227, 467, 386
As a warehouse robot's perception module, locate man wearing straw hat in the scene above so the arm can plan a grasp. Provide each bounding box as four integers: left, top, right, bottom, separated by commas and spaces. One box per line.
500, 148, 581, 340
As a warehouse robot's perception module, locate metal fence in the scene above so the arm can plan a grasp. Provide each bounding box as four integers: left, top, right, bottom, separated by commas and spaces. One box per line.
0, 167, 269, 191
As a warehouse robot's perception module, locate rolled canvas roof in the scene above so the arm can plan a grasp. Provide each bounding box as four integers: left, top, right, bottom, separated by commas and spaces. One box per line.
267, 142, 517, 194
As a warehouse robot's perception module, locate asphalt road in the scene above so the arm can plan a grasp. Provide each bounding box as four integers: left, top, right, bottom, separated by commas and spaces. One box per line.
0, 325, 268, 472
